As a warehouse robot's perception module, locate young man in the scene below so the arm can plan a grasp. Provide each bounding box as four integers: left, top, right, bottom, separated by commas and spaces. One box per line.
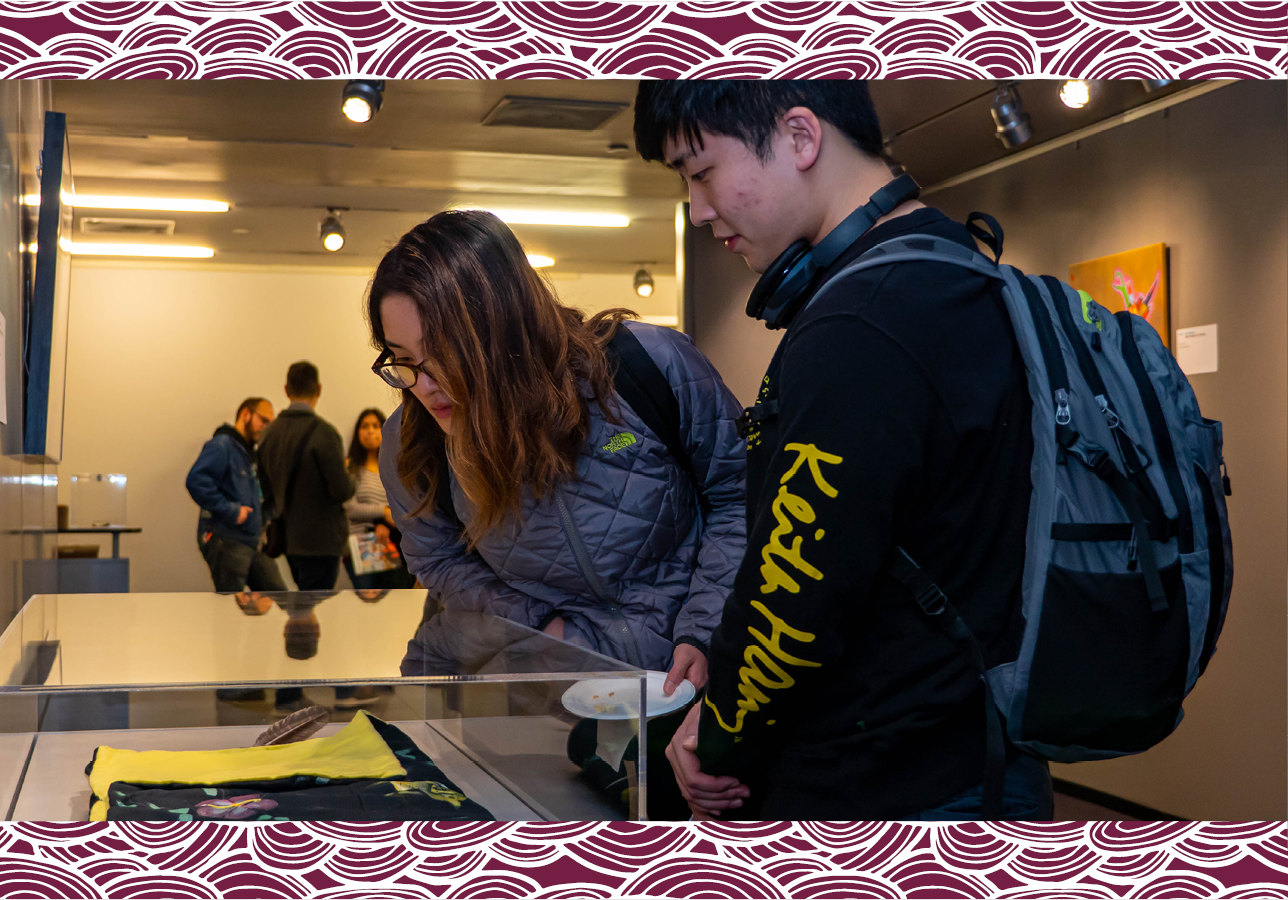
186, 397, 286, 593
257, 361, 355, 593
634, 81, 1051, 820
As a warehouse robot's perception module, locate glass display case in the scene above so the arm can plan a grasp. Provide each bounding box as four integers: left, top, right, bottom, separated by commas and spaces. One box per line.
0, 590, 654, 822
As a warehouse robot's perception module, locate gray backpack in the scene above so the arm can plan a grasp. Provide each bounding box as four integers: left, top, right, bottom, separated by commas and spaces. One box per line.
814, 216, 1233, 813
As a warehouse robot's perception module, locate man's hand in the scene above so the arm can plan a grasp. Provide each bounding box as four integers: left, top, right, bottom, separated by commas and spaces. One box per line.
542, 615, 565, 640
236, 505, 253, 525
374, 523, 391, 543
665, 703, 750, 818
665, 642, 708, 694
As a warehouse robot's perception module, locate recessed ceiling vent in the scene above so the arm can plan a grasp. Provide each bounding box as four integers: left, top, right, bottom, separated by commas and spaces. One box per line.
80, 217, 176, 236
482, 96, 628, 131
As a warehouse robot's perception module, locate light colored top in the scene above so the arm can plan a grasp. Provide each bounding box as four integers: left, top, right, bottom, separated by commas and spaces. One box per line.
345, 466, 388, 535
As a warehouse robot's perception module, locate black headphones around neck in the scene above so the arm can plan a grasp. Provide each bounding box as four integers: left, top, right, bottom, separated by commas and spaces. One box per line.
745, 172, 922, 330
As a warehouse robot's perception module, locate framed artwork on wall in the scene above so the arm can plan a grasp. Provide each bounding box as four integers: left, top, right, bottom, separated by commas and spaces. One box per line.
1068, 242, 1170, 349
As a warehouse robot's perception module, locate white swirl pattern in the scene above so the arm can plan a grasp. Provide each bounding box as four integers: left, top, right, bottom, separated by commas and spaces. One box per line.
1, 821, 1288, 896
0, 1, 1285, 895
0, 1, 1277, 78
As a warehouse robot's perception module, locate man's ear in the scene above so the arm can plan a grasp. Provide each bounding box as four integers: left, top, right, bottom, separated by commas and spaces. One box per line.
781, 106, 823, 172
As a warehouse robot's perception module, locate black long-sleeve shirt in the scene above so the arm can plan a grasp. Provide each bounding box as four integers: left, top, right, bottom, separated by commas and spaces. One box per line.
697, 208, 1033, 819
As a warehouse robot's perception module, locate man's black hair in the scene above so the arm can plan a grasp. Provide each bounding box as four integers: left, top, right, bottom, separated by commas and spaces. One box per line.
634, 80, 884, 165
286, 360, 320, 398
236, 396, 269, 421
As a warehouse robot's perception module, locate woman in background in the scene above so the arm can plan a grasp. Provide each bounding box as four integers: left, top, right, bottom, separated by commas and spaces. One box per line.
343, 408, 414, 590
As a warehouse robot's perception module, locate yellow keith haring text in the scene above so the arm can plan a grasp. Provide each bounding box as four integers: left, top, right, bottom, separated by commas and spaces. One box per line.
760, 443, 843, 594
705, 600, 822, 733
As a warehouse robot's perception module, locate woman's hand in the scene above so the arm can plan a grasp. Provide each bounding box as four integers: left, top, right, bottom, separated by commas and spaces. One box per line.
542, 615, 565, 640
665, 642, 708, 694
383, 506, 395, 528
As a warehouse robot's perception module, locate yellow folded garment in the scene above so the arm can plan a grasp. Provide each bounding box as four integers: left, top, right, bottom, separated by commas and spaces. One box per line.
87, 710, 405, 820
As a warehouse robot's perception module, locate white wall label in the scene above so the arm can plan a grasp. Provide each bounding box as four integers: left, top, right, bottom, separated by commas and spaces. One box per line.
1176, 324, 1218, 375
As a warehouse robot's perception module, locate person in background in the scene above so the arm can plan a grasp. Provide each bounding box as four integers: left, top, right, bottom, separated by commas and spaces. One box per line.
258, 361, 356, 594
186, 397, 286, 593
343, 408, 413, 591
258, 362, 354, 716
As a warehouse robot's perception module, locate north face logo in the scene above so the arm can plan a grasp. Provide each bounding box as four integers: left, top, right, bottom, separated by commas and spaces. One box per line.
602, 433, 637, 453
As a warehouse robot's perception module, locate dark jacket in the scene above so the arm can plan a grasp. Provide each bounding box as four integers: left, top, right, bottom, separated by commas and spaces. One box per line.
257, 405, 355, 557
698, 208, 1033, 819
186, 424, 263, 548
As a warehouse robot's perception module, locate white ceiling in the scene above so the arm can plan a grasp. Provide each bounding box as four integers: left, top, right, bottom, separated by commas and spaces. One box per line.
53, 79, 682, 273
50, 78, 1191, 272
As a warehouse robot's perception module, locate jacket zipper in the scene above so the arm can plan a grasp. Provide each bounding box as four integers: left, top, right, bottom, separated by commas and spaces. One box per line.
553, 491, 644, 669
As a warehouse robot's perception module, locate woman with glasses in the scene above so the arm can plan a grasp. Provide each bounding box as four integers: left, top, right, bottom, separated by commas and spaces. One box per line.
368, 209, 746, 697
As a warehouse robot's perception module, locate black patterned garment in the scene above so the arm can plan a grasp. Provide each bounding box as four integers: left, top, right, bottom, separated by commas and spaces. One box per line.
98, 717, 493, 822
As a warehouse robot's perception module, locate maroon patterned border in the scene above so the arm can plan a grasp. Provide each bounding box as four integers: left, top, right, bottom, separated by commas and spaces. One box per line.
0, 2, 1282, 79
3, 820, 1288, 897
2, 1, 1286, 897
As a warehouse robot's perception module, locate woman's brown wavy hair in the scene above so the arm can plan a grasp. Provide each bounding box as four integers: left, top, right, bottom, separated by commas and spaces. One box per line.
366, 209, 635, 542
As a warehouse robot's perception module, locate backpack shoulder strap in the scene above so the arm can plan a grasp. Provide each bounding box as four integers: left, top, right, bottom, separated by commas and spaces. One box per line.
608, 324, 709, 513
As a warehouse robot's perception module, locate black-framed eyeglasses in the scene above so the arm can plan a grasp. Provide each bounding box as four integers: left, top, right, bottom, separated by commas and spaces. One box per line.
372, 350, 435, 390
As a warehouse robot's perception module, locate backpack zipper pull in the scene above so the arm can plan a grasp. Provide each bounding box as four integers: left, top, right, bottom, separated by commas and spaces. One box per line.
1221, 460, 1232, 496
1054, 389, 1071, 425
1127, 531, 1139, 571
1096, 395, 1120, 429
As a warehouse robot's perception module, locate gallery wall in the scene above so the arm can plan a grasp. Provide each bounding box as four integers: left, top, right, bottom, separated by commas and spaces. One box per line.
687, 81, 1287, 820
929, 79, 1287, 821
58, 262, 675, 594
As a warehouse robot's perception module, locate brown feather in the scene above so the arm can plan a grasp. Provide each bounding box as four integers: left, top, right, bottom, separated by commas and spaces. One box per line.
252, 705, 330, 746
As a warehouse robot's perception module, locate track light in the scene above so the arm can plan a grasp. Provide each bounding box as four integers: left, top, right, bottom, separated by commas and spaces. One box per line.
342, 80, 384, 123
1059, 80, 1092, 109
1140, 79, 1173, 92
319, 210, 345, 252
633, 268, 654, 298
527, 254, 554, 268
991, 84, 1032, 149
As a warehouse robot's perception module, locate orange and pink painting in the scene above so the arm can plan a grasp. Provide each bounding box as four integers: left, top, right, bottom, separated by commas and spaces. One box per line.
1068, 243, 1170, 349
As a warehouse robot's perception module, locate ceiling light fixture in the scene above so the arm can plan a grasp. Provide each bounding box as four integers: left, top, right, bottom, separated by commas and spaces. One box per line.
633, 268, 654, 298
1058, 79, 1092, 109
526, 254, 554, 268
342, 80, 384, 123
991, 84, 1032, 149
23, 192, 229, 212
319, 209, 346, 252
58, 238, 214, 258
458, 207, 629, 228
1140, 79, 1173, 92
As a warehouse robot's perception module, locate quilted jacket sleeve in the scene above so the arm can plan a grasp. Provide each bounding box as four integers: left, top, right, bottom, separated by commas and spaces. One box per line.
379, 411, 554, 672
628, 322, 747, 652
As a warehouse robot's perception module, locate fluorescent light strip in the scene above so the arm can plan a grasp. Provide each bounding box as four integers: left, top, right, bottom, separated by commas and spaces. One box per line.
23, 192, 229, 212
461, 207, 629, 228
526, 254, 554, 268
59, 238, 214, 258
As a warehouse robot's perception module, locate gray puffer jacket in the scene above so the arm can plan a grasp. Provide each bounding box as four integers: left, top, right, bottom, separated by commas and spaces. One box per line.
383, 322, 747, 673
